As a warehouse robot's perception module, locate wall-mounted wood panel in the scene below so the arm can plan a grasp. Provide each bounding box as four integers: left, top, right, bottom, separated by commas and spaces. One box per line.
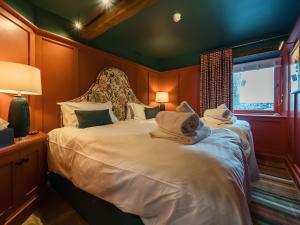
36, 37, 78, 132
149, 71, 160, 107
237, 115, 289, 157
281, 16, 300, 184
78, 47, 105, 95
158, 71, 179, 111
295, 93, 300, 166
178, 66, 200, 114
120, 62, 137, 93
136, 67, 149, 104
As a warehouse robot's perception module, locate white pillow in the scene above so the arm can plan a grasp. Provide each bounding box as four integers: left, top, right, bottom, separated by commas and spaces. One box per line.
126, 103, 134, 120
58, 101, 118, 127
128, 103, 152, 120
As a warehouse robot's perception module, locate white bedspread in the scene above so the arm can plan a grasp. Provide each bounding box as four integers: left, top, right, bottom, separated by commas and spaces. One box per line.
48, 119, 253, 225
204, 119, 259, 182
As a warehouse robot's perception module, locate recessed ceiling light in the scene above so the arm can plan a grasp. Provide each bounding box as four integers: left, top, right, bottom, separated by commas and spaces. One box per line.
73, 21, 83, 30
173, 13, 182, 23
99, 0, 115, 10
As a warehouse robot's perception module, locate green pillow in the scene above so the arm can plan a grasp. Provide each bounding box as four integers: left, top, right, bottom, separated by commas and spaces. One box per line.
144, 107, 160, 119
75, 109, 113, 128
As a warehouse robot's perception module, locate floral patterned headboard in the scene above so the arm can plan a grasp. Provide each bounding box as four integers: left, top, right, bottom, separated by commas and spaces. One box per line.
71, 67, 141, 120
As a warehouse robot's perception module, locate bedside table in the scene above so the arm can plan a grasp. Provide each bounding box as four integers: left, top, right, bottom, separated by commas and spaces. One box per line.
0, 132, 47, 225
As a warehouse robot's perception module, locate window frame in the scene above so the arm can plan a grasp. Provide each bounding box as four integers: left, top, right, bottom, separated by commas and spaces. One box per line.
232, 60, 281, 115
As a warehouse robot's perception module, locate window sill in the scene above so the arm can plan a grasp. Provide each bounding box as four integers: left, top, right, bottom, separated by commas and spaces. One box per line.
234, 113, 288, 119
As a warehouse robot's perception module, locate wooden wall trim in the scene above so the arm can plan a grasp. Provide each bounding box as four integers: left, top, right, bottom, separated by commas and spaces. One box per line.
286, 155, 300, 191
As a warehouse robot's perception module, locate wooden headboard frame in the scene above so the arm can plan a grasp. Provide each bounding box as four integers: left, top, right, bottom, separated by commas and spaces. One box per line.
60, 67, 141, 126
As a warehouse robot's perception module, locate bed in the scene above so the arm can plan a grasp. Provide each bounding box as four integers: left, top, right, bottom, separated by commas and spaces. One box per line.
47, 67, 258, 225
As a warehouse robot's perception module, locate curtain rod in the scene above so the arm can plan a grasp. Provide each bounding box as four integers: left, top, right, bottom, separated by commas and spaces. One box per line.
201, 34, 289, 55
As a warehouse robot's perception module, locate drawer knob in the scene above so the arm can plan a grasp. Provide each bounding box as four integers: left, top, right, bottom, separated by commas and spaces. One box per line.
15, 158, 30, 166
22, 158, 30, 163
15, 160, 23, 166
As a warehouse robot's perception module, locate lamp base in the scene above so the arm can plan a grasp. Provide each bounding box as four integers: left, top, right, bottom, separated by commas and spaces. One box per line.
8, 96, 30, 138
159, 103, 165, 111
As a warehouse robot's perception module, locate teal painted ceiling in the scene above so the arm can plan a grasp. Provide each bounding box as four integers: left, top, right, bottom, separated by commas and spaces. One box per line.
5, 0, 300, 71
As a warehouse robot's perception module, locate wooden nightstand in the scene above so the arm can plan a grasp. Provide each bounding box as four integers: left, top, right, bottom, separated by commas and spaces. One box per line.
0, 132, 47, 225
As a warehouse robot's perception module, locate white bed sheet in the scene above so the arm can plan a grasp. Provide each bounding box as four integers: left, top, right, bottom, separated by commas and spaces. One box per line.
204, 119, 260, 182
48, 119, 253, 225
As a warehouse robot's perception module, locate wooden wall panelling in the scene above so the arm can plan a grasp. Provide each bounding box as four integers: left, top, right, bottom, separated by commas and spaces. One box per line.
78, 47, 105, 95
0, 7, 35, 120
281, 16, 300, 182
237, 115, 289, 157
120, 61, 138, 93
296, 93, 300, 166
158, 71, 179, 111
36, 36, 79, 132
148, 71, 160, 106
102, 53, 122, 70
136, 67, 149, 104
178, 66, 201, 114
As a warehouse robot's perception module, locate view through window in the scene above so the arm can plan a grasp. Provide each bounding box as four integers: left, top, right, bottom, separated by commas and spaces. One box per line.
233, 67, 275, 111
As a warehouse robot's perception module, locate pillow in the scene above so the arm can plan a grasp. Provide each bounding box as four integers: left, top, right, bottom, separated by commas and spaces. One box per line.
127, 103, 148, 120
75, 109, 113, 128
126, 103, 134, 120
144, 106, 160, 119
58, 102, 118, 127
127, 103, 144, 120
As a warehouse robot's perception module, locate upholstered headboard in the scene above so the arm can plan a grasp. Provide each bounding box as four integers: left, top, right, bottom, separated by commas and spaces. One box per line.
70, 67, 141, 121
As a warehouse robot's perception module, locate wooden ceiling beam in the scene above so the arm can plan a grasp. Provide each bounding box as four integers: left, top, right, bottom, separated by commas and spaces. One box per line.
81, 0, 159, 40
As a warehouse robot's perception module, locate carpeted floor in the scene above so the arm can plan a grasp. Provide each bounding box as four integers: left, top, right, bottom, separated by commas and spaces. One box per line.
251, 159, 300, 225
23, 160, 300, 225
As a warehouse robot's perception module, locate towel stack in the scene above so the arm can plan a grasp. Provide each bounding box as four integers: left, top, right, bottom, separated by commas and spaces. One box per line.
150, 101, 211, 145
203, 104, 237, 125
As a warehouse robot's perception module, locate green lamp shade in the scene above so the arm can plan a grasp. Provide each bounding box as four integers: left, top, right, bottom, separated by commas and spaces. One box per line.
8, 96, 30, 138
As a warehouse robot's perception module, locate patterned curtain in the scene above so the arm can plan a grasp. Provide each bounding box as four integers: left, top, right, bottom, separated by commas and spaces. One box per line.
199, 49, 233, 116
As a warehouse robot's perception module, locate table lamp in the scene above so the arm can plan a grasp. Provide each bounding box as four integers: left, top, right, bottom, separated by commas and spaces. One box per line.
0, 61, 42, 138
156, 91, 169, 111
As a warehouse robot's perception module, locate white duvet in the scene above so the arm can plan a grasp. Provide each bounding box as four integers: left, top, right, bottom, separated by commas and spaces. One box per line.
48, 119, 254, 225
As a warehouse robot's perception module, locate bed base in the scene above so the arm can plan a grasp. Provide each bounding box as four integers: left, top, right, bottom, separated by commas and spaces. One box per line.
48, 173, 144, 225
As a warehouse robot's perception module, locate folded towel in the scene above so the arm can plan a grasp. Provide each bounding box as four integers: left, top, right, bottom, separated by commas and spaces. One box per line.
155, 111, 200, 136
204, 104, 233, 121
176, 101, 204, 129
150, 126, 211, 145
203, 116, 237, 125
176, 101, 196, 114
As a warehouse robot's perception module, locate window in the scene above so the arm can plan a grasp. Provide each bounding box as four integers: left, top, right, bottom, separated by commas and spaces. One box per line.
233, 58, 281, 113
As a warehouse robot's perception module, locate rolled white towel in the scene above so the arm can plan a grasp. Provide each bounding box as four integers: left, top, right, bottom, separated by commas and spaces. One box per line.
204, 104, 233, 121
150, 126, 211, 145
217, 104, 233, 118
176, 101, 196, 114
176, 101, 204, 129
203, 116, 237, 125
155, 111, 200, 136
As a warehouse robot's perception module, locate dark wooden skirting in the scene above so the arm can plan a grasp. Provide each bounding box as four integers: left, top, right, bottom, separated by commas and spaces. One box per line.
286, 155, 300, 191
5, 192, 44, 225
